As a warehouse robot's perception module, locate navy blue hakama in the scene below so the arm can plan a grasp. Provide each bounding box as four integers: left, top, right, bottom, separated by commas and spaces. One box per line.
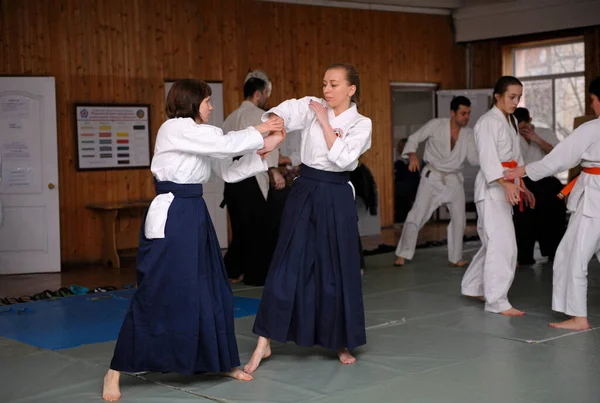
110, 181, 240, 375
252, 164, 367, 351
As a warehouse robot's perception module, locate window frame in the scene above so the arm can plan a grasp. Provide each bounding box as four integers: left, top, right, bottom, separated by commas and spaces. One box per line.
511, 39, 585, 134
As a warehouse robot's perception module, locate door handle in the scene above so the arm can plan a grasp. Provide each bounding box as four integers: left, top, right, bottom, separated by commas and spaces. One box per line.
48, 183, 55, 189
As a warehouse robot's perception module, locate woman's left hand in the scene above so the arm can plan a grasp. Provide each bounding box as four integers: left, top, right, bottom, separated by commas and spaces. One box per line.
258, 130, 285, 158
309, 100, 329, 125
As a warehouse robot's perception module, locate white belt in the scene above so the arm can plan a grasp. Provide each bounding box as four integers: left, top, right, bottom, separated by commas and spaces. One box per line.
424, 165, 457, 186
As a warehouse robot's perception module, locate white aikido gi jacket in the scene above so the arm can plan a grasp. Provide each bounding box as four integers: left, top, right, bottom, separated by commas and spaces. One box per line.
395, 118, 478, 263
144, 118, 268, 239
520, 127, 559, 165
222, 101, 279, 200
280, 130, 302, 167
262, 97, 372, 172
403, 118, 479, 177
473, 107, 524, 203
462, 106, 523, 313
526, 117, 600, 317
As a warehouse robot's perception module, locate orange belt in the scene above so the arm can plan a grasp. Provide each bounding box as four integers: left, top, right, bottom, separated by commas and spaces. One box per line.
501, 160, 524, 212
557, 167, 600, 199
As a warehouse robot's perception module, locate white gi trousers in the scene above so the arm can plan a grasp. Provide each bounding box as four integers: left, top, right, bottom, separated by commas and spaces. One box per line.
461, 199, 516, 313
395, 165, 466, 264
551, 202, 600, 317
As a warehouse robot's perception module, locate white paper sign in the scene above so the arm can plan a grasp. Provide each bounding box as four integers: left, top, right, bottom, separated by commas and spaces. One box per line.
0, 97, 30, 118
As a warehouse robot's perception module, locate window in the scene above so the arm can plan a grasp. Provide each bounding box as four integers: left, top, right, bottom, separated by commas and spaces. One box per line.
513, 40, 585, 141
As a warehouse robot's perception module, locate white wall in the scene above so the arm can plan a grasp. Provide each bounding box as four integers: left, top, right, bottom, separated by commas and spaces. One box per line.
392, 90, 436, 160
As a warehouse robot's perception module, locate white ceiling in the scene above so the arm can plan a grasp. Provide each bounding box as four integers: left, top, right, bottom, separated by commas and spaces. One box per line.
258, 0, 598, 42
321, 0, 514, 10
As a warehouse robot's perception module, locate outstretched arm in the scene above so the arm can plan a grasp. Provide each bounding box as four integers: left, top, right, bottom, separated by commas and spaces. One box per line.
526, 127, 595, 181
402, 120, 436, 172
211, 153, 268, 183
261, 96, 317, 132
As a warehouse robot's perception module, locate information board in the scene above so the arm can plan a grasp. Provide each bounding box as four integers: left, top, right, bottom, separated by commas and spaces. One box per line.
75, 105, 151, 170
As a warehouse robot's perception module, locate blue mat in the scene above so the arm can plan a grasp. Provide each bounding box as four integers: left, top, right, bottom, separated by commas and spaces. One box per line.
0, 290, 260, 350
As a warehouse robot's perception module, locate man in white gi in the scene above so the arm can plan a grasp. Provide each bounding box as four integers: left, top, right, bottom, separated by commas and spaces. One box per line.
222, 70, 284, 286
223, 70, 284, 197
394, 96, 478, 267
504, 76, 600, 330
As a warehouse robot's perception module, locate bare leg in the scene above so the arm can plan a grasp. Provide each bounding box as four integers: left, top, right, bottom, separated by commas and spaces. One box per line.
337, 348, 356, 365
549, 316, 590, 330
220, 367, 253, 381
102, 369, 121, 402
501, 307, 525, 316
394, 256, 405, 266
244, 336, 272, 374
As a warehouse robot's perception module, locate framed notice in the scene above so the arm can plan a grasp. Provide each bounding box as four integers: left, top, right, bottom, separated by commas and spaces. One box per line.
75, 104, 151, 170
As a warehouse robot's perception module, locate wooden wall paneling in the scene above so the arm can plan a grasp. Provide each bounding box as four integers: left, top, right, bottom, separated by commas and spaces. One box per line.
0, 2, 6, 73
55, 1, 74, 260
71, 0, 92, 260
0, 0, 468, 263
364, 11, 393, 227
470, 39, 502, 89
221, 0, 246, 117
270, 3, 297, 107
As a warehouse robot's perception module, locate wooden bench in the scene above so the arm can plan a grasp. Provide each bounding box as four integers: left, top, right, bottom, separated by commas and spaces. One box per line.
86, 201, 152, 269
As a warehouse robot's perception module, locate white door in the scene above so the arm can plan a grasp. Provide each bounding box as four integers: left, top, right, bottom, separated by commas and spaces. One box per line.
0, 77, 60, 274
164, 81, 228, 248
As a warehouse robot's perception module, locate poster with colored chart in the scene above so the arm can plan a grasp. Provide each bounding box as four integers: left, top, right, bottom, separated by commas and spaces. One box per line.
75, 105, 151, 170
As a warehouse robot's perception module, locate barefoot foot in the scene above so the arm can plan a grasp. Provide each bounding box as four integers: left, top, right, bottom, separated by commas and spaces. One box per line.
449, 260, 469, 267
337, 348, 357, 365
549, 317, 590, 330
222, 367, 253, 381
394, 257, 405, 267
231, 274, 244, 284
501, 307, 525, 316
102, 369, 121, 402
244, 338, 271, 374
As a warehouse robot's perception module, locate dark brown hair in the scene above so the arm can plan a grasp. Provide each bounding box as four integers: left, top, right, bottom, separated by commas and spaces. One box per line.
492, 76, 522, 105
590, 76, 600, 99
328, 63, 361, 106
166, 79, 212, 120
450, 96, 471, 112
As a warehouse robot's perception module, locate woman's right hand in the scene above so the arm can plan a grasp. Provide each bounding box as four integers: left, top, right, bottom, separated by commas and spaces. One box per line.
503, 181, 522, 206
258, 130, 286, 158
255, 116, 284, 135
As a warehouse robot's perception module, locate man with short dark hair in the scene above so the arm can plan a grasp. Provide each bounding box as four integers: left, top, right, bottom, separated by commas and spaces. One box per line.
221, 70, 283, 286
394, 96, 478, 267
